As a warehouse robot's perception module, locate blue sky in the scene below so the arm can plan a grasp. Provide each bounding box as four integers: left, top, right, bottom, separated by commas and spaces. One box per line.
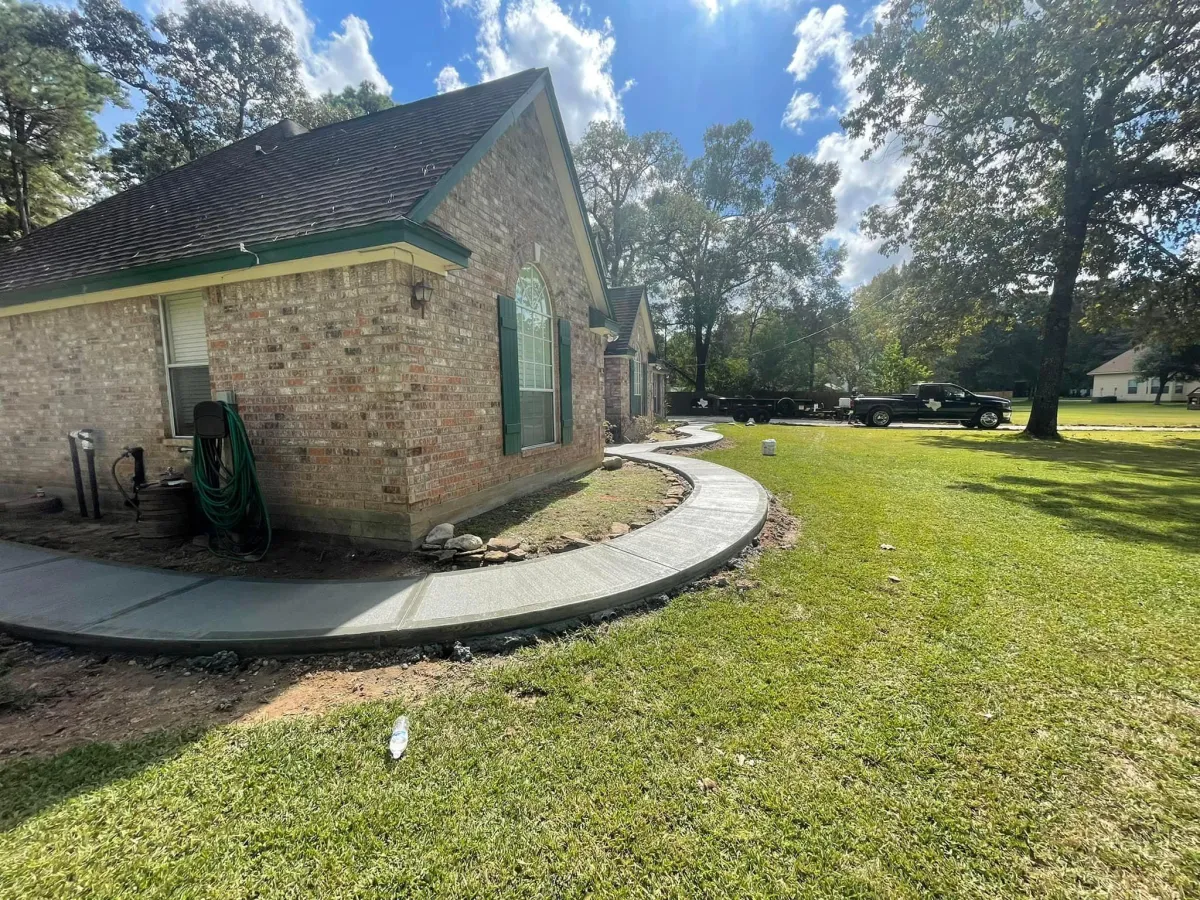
115, 0, 905, 283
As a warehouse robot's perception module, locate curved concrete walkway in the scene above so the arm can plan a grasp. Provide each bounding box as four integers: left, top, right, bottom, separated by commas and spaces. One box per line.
0, 425, 766, 655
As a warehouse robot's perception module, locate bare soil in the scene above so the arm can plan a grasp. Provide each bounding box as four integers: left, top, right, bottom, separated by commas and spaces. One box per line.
0, 635, 469, 760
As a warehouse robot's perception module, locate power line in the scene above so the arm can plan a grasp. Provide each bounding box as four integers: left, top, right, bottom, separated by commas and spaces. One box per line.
745, 283, 907, 359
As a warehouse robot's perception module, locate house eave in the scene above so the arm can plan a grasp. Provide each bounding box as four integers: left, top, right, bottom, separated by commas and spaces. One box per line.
0, 218, 470, 317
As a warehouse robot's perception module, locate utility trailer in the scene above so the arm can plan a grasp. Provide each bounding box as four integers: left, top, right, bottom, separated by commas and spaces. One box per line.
670, 391, 852, 423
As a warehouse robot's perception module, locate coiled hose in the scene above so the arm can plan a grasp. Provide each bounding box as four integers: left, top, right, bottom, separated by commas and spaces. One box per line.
192, 402, 272, 561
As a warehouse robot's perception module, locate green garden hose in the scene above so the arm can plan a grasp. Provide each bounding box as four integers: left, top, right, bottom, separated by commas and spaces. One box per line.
192, 402, 272, 561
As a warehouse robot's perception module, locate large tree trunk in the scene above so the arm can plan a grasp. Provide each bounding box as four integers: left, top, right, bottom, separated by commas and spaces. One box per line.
1154, 371, 1168, 404
693, 325, 709, 397
1025, 198, 1090, 439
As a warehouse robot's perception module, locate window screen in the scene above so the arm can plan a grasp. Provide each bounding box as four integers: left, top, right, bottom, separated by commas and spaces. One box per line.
162, 292, 211, 436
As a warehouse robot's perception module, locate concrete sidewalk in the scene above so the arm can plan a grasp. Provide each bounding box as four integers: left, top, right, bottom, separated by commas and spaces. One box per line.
0, 425, 766, 655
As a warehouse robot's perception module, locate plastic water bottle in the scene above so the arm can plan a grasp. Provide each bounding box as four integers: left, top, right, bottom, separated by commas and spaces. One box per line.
389, 715, 409, 760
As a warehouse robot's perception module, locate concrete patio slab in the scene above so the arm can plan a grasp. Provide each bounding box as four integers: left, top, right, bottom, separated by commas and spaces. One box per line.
85, 577, 424, 654
0, 424, 766, 654
0, 541, 66, 574
0, 556, 206, 635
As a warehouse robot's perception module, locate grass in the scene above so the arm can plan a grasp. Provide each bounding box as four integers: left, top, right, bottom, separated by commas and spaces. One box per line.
460, 461, 674, 543
1009, 398, 1200, 427
2, 427, 1198, 897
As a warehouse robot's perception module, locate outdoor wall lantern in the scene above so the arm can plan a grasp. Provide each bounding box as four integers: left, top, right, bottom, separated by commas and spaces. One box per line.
410, 276, 435, 316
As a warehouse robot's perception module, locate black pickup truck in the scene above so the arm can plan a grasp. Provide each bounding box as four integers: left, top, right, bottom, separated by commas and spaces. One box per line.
850, 383, 1013, 429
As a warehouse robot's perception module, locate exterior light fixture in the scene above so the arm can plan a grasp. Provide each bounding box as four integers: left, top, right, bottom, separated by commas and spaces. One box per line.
411, 277, 435, 316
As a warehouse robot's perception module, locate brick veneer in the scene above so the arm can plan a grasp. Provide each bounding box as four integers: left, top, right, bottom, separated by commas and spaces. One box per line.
0, 106, 605, 547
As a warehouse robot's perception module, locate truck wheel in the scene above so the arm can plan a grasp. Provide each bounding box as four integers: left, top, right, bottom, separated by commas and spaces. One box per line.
960, 420, 976, 429
757, 409, 772, 424
732, 407, 749, 423
868, 406, 892, 427
977, 409, 1001, 430
776, 397, 797, 418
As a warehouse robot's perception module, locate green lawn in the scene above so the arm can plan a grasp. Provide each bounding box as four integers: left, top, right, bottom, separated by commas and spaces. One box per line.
3, 427, 1199, 898
1010, 398, 1200, 427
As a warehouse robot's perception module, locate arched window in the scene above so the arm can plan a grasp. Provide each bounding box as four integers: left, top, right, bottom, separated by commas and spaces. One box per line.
515, 265, 555, 447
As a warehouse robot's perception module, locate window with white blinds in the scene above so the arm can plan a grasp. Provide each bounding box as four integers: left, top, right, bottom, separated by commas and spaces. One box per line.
161, 291, 211, 436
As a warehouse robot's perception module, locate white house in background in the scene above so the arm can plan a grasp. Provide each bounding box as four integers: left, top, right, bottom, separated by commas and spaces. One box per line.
1088, 348, 1200, 401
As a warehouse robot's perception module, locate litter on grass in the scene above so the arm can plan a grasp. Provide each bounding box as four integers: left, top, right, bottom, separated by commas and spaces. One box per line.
389, 716, 409, 760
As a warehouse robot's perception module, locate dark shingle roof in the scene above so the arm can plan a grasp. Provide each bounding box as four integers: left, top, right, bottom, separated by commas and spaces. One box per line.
605, 285, 646, 355
0, 69, 546, 297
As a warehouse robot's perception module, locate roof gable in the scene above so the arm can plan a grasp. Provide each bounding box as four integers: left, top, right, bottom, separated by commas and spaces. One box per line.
0, 69, 601, 311
1088, 348, 1139, 376
605, 285, 654, 356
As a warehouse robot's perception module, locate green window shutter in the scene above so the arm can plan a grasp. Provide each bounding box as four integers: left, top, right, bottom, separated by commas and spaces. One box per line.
497, 295, 521, 455
629, 358, 636, 417
642, 364, 649, 417
557, 318, 573, 444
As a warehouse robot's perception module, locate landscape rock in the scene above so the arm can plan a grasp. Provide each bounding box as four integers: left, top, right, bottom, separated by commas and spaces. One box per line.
425, 523, 455, 546
608, 522, 630, 537
457, 552, 485, 568
188, 650, 239, 675
507, 548, 529, 561
445, 534, 483, 552
630, 521, 649, 530
560, 531, 590, 548
487, 536, 522, 552
602, 456, 624, 470
483, 550, 509, 564
449, 642, 474, 663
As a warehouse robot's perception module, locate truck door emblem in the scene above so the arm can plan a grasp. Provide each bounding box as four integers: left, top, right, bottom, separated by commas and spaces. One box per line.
925, 399, 942, 410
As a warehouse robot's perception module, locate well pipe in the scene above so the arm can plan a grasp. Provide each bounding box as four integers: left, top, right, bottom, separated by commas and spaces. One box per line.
67, 432, 89, 518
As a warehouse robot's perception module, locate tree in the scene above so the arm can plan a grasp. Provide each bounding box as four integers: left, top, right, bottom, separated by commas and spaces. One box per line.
0, 0, 119, 240
296, 81, 394, 128
573, 121, 682, 286
875, 339, 932, 392
78, 0, 304, 185
845, 0, 1200, 438
645, 121, 839, 396
1135, 343, 1200, 403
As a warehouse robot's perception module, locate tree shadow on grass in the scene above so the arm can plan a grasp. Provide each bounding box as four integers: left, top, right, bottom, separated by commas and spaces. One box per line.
923, 433, 1200, 481
0, 729, 197, 834
929, 435, 1200, 553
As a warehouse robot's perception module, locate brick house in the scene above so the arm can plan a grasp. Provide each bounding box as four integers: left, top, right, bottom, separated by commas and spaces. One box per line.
0, 69, 625, 548
603, 285, 666, 440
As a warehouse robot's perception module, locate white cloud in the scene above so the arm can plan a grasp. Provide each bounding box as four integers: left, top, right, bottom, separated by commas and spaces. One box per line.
690, 0, 799, 18
443, 0, 628, 140
154, 0, 391, 96
435, 65, 467, 94
816, 130, 910, 284
782, 91, 820, 133
787, 5, 855, 104
784, 4, 905, 284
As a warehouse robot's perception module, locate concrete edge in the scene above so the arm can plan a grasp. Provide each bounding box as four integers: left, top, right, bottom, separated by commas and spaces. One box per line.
0, 423, 768, 655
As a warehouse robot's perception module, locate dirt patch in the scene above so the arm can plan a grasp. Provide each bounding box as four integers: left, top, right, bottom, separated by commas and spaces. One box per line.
0, 461, 685, 578
0, 635, 471, 760
758, 494, 800, 551
661, 437, 736, 455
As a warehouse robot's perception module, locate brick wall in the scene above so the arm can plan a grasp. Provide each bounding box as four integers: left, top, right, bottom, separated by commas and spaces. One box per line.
0, 105, 607, 546
417, 105, 606, 530
0, 297, 180, 504
204, 261, 414, 541
604, 302, 657, 439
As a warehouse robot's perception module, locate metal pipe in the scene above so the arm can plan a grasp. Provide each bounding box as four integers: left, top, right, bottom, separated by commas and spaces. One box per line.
67, 432, 88, 517
77, 429, 101, 520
